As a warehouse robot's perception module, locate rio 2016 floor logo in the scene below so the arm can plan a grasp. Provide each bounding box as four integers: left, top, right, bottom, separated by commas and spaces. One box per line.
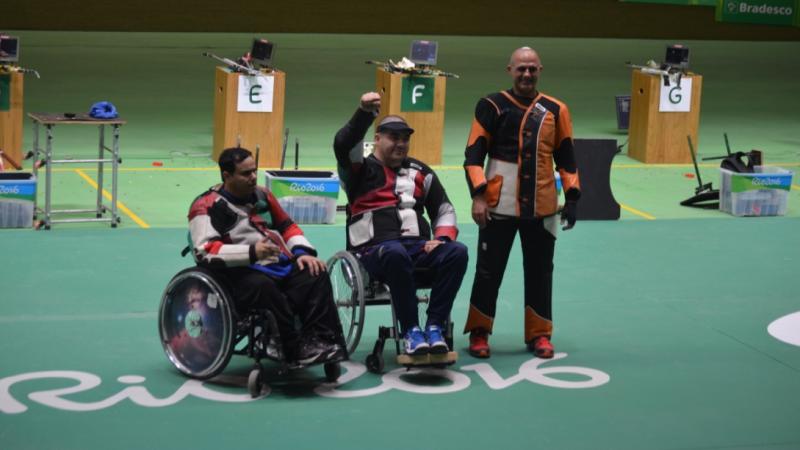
1, 353, 609, 414
768, 311, 800, 348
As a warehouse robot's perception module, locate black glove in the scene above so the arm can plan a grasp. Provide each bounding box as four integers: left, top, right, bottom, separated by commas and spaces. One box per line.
560, 200, 577, 231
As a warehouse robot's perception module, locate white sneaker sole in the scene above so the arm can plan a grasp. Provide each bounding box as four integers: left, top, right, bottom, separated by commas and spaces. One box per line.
428, 342, 449, 354
405, 343, 430, 356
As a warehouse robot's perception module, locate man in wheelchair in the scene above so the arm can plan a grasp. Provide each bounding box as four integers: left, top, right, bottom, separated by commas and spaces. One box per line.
188, 147, 346, 366
333, 92, 469, 356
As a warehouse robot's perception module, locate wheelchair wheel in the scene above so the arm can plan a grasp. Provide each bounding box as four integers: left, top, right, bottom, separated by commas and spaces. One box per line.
365, 353, 384, 374
327, 251, 366, 356
324, 362, 341, 382
159, 267, 235, 380
248, 364, 265, 398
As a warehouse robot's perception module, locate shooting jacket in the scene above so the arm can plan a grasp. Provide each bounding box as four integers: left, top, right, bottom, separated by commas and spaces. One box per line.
188, 185, 315, 268
464, 89, 581, 219
333, 108, 458, 250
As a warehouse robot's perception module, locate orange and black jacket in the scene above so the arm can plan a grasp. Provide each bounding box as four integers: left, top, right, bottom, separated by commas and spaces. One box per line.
464, 89, 580, 218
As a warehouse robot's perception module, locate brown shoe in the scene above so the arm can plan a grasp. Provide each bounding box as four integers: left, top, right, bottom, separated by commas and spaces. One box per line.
527, 336, 554, 359
468, 329, 491, 358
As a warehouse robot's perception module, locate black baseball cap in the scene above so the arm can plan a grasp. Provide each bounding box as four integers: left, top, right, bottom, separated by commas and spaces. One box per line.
376, 116, 414, 135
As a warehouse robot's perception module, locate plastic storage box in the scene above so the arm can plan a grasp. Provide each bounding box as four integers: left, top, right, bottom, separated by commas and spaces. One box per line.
719, 166, 793, 217
265, 170, 340, 224
0, 172, 36, 228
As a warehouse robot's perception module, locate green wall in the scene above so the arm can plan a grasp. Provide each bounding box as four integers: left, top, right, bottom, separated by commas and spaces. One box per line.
4, 0, 800, 40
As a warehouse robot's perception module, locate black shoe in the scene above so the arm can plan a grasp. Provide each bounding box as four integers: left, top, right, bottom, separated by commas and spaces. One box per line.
321, 343, 346, 363
295, 338, 328, 365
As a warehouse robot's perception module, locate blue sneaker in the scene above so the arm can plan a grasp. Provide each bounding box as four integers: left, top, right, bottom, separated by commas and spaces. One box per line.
404, 326, 429, 356
425, 324, 449, 354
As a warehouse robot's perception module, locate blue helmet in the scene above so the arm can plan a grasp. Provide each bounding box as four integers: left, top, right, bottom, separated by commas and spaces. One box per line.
89, 101, 118, 119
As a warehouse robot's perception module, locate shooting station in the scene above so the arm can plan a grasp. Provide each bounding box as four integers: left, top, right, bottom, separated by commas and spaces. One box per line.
206, 39, 285, 168
1, 3, 799, 450
627, 45, 703, 163
368, 40, 457, 165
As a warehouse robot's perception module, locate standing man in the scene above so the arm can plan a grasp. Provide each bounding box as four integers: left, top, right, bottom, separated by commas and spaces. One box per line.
188, 147, 346, 365
333, 92, 468, 356
463, 47, 580, 359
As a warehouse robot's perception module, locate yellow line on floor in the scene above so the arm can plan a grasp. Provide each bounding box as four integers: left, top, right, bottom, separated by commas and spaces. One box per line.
793, 184, 800, 191
48, 167, 217, 173
620, 203, 656, 220
74, 169, 151, 229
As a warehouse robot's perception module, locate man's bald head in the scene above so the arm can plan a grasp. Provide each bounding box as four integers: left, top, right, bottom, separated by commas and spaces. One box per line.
509, 47, 539, 65
507, 47, 543, 98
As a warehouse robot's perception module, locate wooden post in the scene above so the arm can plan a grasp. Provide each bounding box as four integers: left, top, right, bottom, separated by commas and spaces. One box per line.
212, 67, 286, 168
628, 69, 702, 164
375, 67, 446, 165
0, 71, 24, 167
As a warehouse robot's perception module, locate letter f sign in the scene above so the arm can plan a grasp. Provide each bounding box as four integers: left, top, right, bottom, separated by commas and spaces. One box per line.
411, 85, 425, 104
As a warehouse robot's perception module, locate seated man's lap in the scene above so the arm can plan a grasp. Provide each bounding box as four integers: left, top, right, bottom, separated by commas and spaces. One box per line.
358, 238, 466, 287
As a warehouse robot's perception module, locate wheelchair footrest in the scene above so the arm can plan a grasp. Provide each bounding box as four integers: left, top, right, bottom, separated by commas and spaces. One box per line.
396, 351, 457, 367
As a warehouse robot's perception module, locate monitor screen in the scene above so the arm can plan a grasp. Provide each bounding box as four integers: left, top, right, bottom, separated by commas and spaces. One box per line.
0, 35, 19, 63
250, 39, 274, 68
665, 44, 689, 69
409, 40, 438, 66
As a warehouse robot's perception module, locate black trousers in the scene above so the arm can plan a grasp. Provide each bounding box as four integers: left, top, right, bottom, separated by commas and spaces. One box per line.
220, 266, 344, 351
465, 216, 555, 342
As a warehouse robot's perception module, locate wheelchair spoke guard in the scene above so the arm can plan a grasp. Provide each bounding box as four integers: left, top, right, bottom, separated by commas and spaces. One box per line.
159, 267, 235, 380
327, 251, 366, 356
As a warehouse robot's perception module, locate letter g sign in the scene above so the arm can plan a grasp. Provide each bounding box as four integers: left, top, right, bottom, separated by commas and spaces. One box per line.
668, 87, 682, 104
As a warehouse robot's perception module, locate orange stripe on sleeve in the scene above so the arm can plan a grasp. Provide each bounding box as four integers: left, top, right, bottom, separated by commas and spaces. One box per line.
559, 169, 581, 192
467, 118, 492, 147
465, 165, 487, 191
556, 103, 573, 142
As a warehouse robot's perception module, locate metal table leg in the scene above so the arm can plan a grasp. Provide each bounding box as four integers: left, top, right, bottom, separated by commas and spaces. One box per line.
32, 120, 40, 222
111, 124, 120, 227
44, 124, 53, 230
96, 124, 105, 218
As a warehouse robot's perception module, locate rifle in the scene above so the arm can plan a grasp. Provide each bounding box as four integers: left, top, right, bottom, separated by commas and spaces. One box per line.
202, 52, 261, 77
0, 65, 40, 79
365, 60, 459, 79
626, 61, 683, 87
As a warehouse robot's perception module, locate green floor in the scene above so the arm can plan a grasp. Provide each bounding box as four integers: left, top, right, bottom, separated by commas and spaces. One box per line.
1, 31, 799, 449
1, 221, 799, 450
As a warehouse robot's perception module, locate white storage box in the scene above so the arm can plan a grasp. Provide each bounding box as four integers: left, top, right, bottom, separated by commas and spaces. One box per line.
0, 172, 36, 228
719, 166, 793, 217
265, 170, 340, 224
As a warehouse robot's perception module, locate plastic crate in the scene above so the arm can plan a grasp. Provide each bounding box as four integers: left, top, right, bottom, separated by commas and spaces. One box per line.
265, 170, 339, 224
719, 166, 793, 217
0, 172, 36, 228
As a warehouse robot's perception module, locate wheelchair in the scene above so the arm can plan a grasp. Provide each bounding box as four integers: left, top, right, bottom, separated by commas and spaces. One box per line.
158, 266, 342, 398
327, 250, 456, 374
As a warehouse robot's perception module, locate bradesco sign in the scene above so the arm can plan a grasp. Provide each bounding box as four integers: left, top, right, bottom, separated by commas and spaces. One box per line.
716, 0, 798, 26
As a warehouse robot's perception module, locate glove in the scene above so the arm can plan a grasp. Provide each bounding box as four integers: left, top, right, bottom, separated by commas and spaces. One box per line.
560, 200, 577, 231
